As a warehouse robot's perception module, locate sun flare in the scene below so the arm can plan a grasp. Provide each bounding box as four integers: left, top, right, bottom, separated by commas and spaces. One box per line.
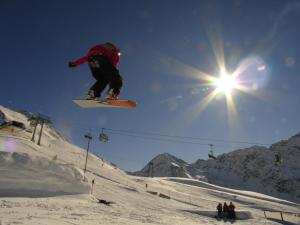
158, 25, 270, 128
215, 73, 237, 94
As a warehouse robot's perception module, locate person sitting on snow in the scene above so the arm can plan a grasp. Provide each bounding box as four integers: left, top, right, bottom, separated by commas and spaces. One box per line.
216, 203, 223, 218
223, 202, 229, 218
228, 202, 236, 219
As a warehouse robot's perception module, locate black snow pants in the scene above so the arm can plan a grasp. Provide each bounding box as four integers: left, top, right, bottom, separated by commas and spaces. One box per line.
88, 54, 123, 98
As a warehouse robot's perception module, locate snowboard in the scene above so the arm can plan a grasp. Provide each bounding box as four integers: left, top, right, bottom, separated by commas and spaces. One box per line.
73, 99, 137, 109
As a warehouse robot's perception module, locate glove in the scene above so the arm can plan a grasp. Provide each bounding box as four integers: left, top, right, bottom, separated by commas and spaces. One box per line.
68, 62, 76, 68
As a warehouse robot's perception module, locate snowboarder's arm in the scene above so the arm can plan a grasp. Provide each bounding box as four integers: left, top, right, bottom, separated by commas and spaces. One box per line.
72, 56, 88, 67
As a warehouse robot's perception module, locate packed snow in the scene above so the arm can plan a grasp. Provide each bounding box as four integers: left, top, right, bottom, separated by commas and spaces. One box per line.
0, 105, 299, 225
0, 152, 90, 197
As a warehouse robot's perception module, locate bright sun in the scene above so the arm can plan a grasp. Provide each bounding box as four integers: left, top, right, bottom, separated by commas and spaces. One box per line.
215, 73, 237, 94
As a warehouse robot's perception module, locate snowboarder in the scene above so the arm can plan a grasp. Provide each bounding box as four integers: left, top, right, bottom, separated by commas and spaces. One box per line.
228, 202, 236, 219
216, 203, 223, 218
69, 42, 123, 100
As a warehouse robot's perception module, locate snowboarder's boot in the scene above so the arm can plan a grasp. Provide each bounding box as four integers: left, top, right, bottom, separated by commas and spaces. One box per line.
86, 90, 96, 100
106, 89, 119, 100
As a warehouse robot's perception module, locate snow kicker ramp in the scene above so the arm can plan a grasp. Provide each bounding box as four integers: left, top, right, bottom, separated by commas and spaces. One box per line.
0, 152, 91, 197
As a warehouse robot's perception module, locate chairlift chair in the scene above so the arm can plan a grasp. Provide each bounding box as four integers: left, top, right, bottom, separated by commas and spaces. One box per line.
99, 128, 109, 142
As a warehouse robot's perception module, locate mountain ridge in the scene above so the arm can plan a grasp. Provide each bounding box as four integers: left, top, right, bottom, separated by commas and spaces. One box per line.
133, 133, 300, 203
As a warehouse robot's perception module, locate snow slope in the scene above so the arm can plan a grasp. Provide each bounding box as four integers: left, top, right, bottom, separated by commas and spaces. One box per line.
0, 105, 93, 197
0, 105, 299, 225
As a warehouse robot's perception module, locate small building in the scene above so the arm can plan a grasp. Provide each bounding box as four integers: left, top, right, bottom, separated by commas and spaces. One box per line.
0, 120, 26, 133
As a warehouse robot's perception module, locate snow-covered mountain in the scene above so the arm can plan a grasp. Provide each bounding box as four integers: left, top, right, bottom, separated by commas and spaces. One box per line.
134, 135, 300, 203
132, 153, 191, 178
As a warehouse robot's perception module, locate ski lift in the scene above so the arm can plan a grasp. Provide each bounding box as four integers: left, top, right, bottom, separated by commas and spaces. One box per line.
29, 119, 38, 127
208, 144, 217, 160
99, 128, 109, 142
84, 131, 93, 140
28, 115, 38, 127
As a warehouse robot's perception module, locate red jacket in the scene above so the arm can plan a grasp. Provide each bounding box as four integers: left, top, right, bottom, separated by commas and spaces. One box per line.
73, 43, 120, 67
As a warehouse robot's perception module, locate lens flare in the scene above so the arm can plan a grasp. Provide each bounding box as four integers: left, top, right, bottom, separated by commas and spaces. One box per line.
233, 56, 270, 90
0, 138, 16, 152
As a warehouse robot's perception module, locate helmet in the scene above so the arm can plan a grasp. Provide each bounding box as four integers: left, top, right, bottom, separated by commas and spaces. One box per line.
105, 42, 121, 56
105, 42, 117, 48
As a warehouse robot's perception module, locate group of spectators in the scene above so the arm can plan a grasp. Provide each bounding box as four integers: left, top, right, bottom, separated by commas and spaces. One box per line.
217, 202, 236, 219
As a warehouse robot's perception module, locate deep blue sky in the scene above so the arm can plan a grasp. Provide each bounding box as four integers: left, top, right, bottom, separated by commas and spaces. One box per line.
1, 0, 299, 171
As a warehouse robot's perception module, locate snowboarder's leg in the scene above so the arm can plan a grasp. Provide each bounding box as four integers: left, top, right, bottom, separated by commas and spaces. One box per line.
107, 72, 123, 99
88, 55, 111, 98
89, 78, 109, 98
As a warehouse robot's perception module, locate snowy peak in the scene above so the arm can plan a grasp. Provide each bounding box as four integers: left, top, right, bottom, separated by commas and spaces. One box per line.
152, 152, 186, 165
133, 153, 191, 178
